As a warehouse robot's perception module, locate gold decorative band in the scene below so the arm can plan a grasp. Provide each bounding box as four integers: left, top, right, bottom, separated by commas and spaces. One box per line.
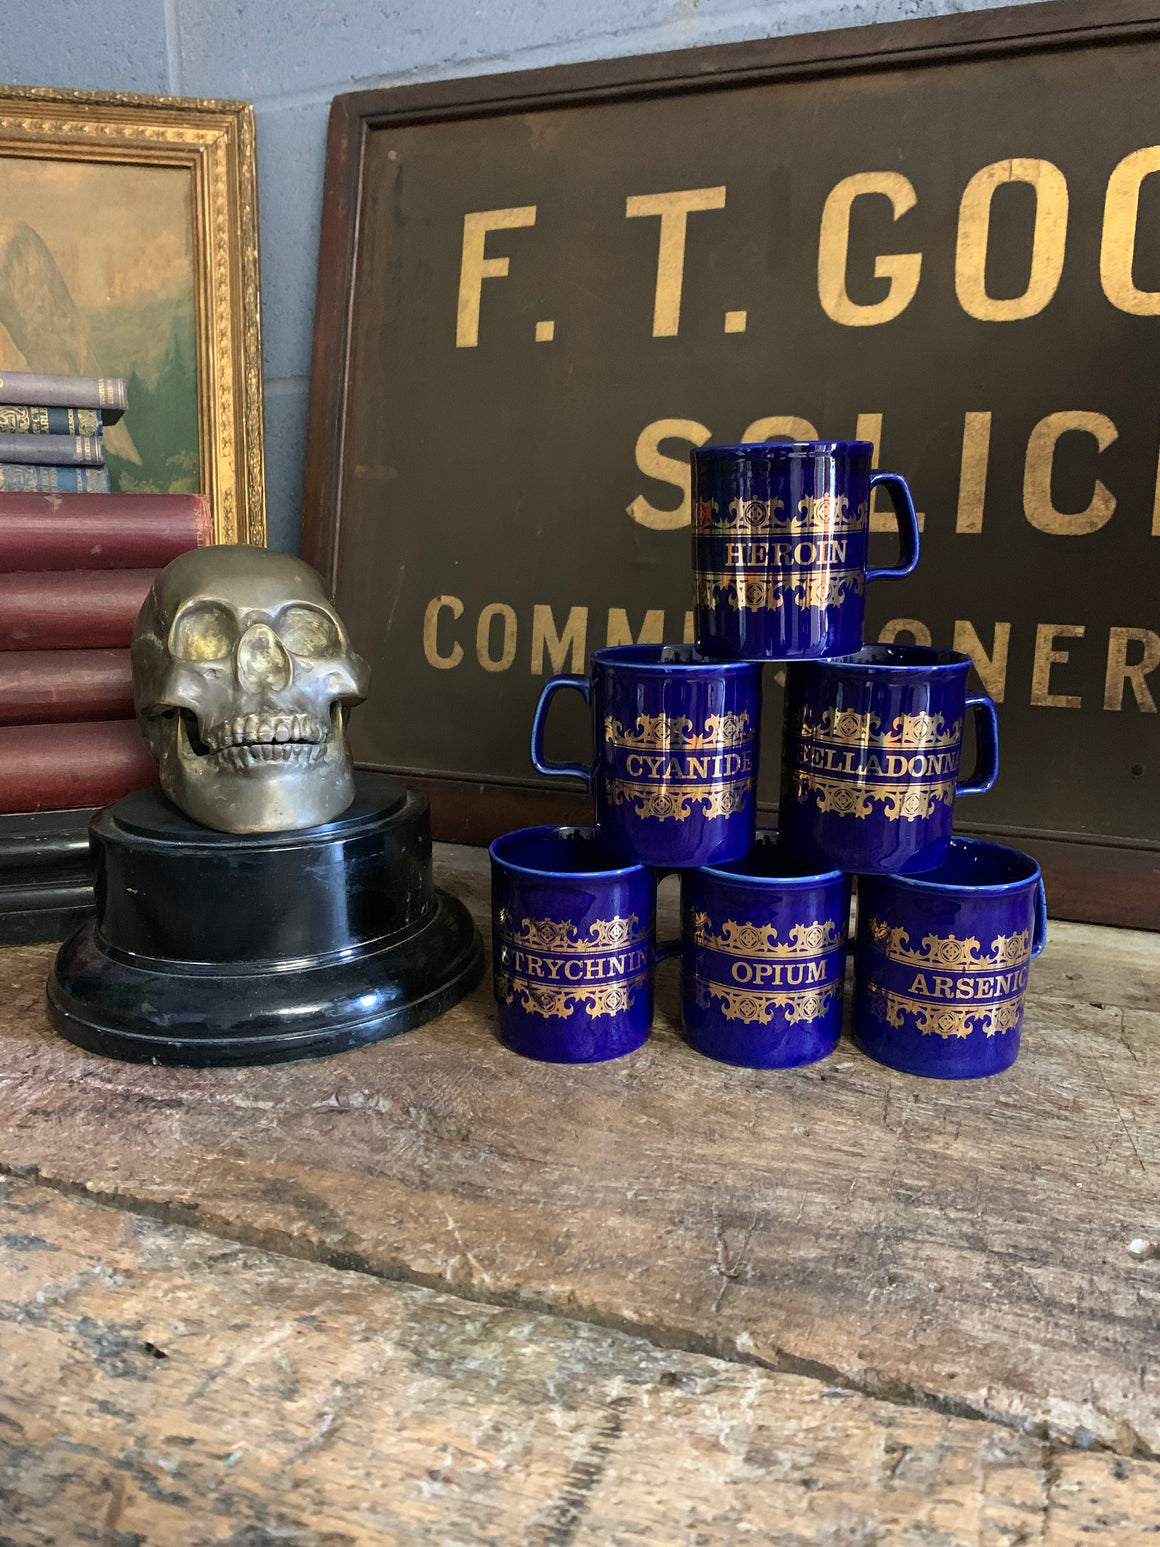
789, 769, 955, 820
866, 983, 1024, 1040
866, 919, 1031, 971
604, 711, 751, 751
693, 495, 867, 535
795, 706, 962, 751
688, 975, 840, 1026
493, 911, 646, 952
695, 569, 864, 613
688, 910, 843, 959
606, 778, 750, 822
496, 972, 648, 1020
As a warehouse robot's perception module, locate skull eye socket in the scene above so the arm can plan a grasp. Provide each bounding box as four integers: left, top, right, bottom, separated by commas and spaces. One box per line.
278, 604, 341, 658
171, 603, 237, 662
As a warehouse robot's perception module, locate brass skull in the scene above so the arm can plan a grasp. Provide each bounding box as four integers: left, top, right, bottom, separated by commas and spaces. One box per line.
132, 546, 370, 833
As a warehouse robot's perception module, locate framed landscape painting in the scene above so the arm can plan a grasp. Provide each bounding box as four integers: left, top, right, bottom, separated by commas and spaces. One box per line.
0, 88, 265, 544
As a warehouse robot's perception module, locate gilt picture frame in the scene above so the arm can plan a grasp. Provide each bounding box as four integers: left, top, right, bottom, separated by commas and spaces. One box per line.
0, 86, 265, 543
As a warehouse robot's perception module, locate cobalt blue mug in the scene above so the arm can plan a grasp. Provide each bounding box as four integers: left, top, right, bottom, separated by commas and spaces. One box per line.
779, 644, 1000, 876
692, 441, 920, 660
490, 825, 656, 1063
530, 644, 762, 869
853, 838, 1048, 1079
662, 830, 850, 1069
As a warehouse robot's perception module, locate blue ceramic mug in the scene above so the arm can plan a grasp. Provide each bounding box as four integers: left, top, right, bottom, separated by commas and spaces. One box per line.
779, 644, 1000, 876
692, 441, 920, 660
490, 825, 656, 1063
662, 830, 850, 1068
853, 838, 1048, 1079
531, 644, 762, 869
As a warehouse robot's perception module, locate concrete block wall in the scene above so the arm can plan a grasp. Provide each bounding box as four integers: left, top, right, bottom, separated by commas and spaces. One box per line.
4, 0, 1045, 552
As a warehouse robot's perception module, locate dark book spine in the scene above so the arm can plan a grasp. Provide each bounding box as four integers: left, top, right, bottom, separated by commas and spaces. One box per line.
0, 466, 110, 493
0, 407, 101, 436
0, 807, 94, 878
0, 493, 211, 570
0, 720, 156, 813
0, 571, 154, 650
0, 649, 134, 725
0, 434, 103, 467
0, 371, 127, 421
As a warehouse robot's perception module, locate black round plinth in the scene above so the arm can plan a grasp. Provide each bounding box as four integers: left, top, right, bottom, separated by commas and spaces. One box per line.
46, 772, 484, 1066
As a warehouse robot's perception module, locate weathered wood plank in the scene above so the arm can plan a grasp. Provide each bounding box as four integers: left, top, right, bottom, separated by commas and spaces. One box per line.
3, 1176, 1160, 1545
1, 844, 1159, 1459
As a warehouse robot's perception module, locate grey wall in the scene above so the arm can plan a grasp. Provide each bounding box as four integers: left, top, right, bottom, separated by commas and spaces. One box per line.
5, 0, 1046, 552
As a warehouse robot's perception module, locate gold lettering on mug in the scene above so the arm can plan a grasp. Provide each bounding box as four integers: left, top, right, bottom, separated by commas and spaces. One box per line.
865, 918, 1032, 1039
788, 706, 961, 821
493, 912, 650, 1019
686, 912, 845, 1025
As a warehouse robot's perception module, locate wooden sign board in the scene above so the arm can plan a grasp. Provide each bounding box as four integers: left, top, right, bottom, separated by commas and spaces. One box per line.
304, 0, 1160, 927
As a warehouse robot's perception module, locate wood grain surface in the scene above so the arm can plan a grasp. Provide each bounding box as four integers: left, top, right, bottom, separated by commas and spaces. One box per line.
2, 842, 1160, 1532
3, 1175, 1159, 1544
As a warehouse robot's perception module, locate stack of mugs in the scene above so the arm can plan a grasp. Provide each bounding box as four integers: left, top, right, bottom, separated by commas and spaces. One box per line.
490, 440, 1047, 1080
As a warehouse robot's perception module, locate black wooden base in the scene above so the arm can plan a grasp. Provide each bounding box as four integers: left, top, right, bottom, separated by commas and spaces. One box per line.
47, 773, 484, 1066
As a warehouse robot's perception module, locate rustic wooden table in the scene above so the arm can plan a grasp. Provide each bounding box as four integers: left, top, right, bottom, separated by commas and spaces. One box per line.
1, 842, 1159, 1544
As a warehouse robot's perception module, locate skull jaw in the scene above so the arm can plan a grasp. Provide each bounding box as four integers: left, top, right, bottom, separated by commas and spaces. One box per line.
156, 715, 357, 834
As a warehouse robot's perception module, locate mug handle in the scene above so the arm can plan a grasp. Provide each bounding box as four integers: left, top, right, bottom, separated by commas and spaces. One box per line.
530, 675, 594, 789
1032, 877, 1049, 958
865, 472, 921, 583
957, 695, 1000, 797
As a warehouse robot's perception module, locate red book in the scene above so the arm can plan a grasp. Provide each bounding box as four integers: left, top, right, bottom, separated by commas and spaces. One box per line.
0, 720, 157, 812
0, 570, 154, 650
0, 493, 211, 571
0, 650, 134, 725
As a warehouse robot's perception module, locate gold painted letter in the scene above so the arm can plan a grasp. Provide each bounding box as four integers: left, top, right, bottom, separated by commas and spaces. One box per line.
607, 609, 665, 648
627, 418, 712, 529
953, 619, 1011, 702
955, 159, 1068, 321
476, 603, 517, 672
817, 172, 921, 327
742, 415, 819, 442
456, 206, 537, 348
423, 594, 464, 669
625, 187, 727, 337
1101, 147, 1160, 316
531, 604, 588, 676
1023, 412, 1118, 535
1104, 627, 1160, 711
1031, 624, 1084, 708
879, 619, 932, 646
955, 412, 992, 533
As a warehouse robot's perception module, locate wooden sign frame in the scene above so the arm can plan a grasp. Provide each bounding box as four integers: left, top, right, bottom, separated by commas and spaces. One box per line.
303, 0, 1160, 928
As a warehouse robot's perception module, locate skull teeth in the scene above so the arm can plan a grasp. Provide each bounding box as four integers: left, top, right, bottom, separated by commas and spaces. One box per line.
216, 742, 329, 770
201, 713, 329, 752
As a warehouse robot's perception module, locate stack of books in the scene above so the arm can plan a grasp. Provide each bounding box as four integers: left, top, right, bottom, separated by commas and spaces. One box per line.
0, 490, 212, 814
0, 369, 129, 493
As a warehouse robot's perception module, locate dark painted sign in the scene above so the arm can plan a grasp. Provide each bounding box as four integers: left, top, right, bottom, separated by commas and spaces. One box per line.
306, 1, 1160, 923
